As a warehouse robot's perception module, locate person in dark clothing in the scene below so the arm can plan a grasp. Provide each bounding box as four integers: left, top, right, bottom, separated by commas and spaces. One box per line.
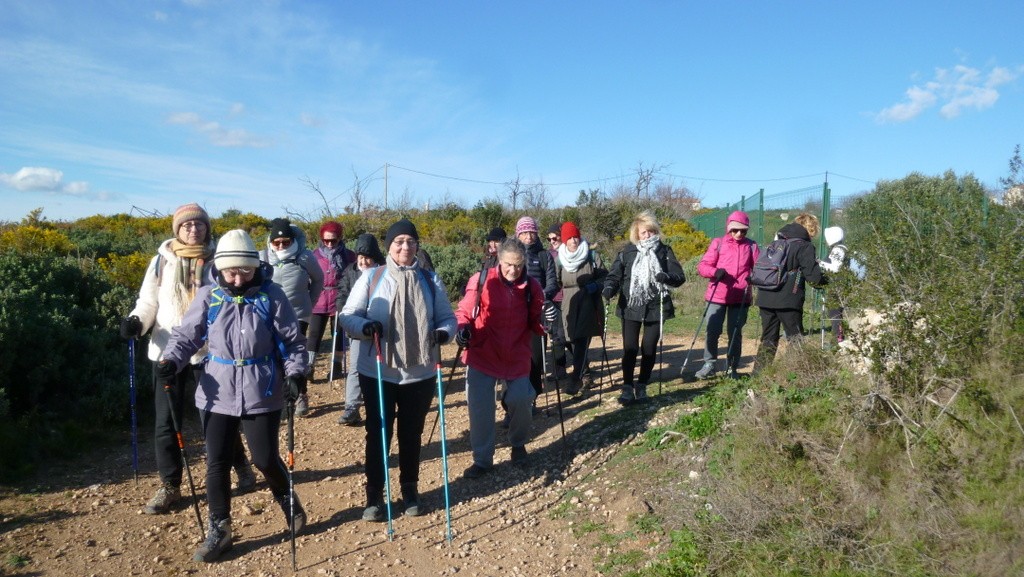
602, 211, 685, 404
334, 233, 386, 426
554, 222, 607, 396
515, 216, 558, 397
482, 227, 507, 269
544, 224, 569, 380
753, 221, 827, 370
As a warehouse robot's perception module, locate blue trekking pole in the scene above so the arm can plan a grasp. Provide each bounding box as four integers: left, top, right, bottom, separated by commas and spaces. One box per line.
128, 338, 139, 486
372, 332, 395, 541
434, 341, 453, 544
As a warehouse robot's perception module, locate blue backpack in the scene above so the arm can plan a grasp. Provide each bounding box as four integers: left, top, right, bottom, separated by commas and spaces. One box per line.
205, 280, 287, 397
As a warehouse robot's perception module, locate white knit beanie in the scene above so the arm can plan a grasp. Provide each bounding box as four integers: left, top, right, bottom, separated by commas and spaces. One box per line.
214, 229, 260, 270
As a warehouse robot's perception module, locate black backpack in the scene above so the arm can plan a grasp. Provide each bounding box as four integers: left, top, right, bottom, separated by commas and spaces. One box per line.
749, 237, 798, 290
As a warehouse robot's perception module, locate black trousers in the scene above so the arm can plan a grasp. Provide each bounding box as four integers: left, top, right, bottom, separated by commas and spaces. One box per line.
359, 374, 435, 500
202, 409, 288, 520
620, 319, 660, 385
152, 362, 247, 486
756, 307, 804, 365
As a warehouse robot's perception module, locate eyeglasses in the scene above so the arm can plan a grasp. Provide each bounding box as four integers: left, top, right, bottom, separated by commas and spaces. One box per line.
322, 238, 338, 245
392, 239, 418, 247
223, 267, 255, 278
180, 221, 207, 231
270, 238, 293, 248
729, 229, 747, 235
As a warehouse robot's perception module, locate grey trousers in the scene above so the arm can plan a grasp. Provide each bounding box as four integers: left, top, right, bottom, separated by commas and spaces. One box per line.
465, 366, 535, 468
702, 302, 749, 370
344, 340, 363, 410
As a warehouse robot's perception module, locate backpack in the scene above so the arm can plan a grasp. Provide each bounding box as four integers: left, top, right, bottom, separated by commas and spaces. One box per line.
749, 237, 797, 290
205, 280, 288, 397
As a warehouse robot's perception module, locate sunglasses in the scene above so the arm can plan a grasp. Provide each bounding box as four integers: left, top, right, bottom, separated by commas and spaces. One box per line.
322, 238, 338, 245
729, 229, 747, 235
547, 236, 559, 242
271, 239, 293, 248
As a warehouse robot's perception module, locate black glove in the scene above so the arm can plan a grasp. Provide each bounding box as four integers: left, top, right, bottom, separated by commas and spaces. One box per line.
655, 271, 670, 283
435, 329, 450, 345
602, 287, 614, 300
543, 302, 558, 323
120, 315, 142, 340
713, 268, 727, 282
362, 320, 383, 337
285, 374, 304, 403
455, 327, 472, 347
585, 282, 600, 295
156, 360, 178, 393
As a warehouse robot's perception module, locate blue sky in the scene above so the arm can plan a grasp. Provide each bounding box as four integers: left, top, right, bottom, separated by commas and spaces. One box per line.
1, 0, 1021, 223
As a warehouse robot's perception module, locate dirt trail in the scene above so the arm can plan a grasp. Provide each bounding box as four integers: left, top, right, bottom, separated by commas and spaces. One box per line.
0, 334, 719, 577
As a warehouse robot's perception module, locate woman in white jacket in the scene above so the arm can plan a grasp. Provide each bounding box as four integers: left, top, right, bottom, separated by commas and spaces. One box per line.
120, 203, 255, 515
341, 219, 457, 521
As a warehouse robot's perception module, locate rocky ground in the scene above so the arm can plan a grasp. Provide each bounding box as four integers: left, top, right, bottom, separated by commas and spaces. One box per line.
1, 334, 719, 577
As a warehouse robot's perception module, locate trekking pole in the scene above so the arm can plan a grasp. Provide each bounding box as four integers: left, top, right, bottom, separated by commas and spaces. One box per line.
433, 342, 453, 544
426, 345, 463, 447
543, 334, 566, 444
599, 299, 612, 401
128, 339, 139, 486
658, 286, 665, 395
680, 281, 719, 378
372, 332, 395, 541
286, 398, 297, 570
328, 310, 339, 382
164, 381, 204, 540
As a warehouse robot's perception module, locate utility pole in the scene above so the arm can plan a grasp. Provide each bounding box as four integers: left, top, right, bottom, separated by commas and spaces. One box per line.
384, 163, 389, 209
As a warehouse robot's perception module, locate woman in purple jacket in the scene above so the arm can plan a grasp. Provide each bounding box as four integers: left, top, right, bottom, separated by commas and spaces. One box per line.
694, 211, 760, 380
159, 229, 309, 563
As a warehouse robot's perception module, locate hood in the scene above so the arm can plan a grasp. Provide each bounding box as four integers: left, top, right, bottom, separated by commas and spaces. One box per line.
824, 226, 844, 246
353, 233, 385, 264
725, 210, 750, 231
778, 222, 811, 242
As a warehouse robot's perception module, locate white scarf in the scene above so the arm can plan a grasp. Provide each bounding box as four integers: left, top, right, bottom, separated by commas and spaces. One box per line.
628, 236, 664, 308
558, 239, 590, 273
271, 241, 299, 263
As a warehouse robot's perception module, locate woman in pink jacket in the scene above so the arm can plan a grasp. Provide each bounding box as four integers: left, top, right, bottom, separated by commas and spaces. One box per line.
455, 239, 544, 479
694, 211, 760, 379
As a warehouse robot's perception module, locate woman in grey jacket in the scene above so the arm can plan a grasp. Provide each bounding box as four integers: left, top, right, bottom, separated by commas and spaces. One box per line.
341, 219, 457, 522
260, 218, 323, 416
160, 230, 309, 563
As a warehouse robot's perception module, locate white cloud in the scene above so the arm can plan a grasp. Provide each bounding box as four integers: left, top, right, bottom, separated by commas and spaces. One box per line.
166, 111, 272, 148
300, 113, 326, 128
0, 166, 94, 198
876, 63, 1021, 123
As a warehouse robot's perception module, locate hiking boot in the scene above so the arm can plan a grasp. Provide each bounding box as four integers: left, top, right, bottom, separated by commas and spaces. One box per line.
463, 464, 490, 480
565, 378, 583, 396
143, 483, 180, 515
617, 385, 634, 406
510, 446, 528, 464
401, 483, 423, 517
634, 383, 649, 403
362, 502, 385, 522
295, 394, 309, 417
728, 370, 741, 380
234, 463, 257, 494
194, 517, 232, 562
275, 493, 307, 533
694, 361, 717, 380
337, 407, 362, 426
581, 373, 596, 390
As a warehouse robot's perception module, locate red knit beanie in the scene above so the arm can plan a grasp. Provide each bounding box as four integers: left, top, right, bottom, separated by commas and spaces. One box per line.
560, 222, 581, 241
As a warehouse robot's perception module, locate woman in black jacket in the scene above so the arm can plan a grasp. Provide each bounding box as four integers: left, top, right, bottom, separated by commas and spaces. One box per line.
753, 221, 827, 371
603, 212, 685, 404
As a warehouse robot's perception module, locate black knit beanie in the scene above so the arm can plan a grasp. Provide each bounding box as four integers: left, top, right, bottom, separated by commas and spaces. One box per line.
486, 227, 507, 242
384, 218, 419, 247
268, 218, 295, 240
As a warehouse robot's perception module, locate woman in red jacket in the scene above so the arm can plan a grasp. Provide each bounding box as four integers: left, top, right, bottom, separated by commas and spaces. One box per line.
694, 211, 760, 379
455, 239, 544, 479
